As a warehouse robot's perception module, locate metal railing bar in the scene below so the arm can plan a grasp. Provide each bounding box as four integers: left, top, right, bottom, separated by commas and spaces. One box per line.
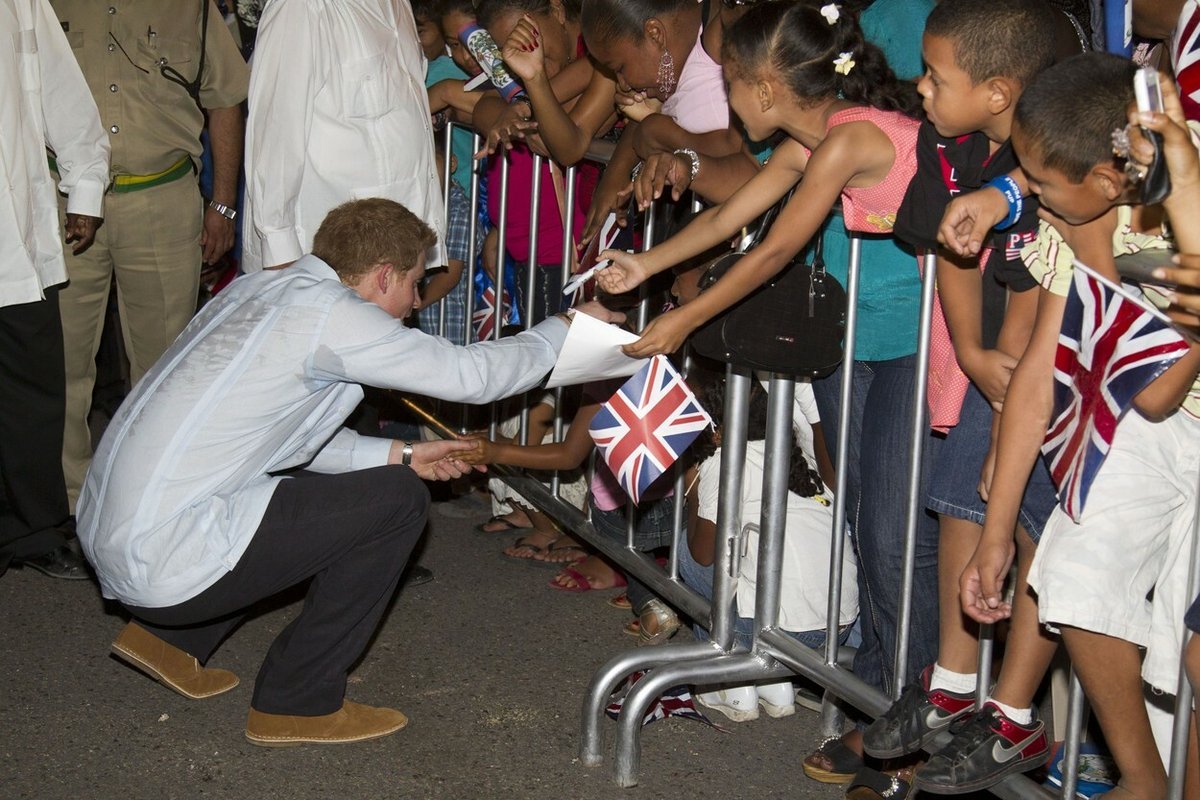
893, 250, 937, 695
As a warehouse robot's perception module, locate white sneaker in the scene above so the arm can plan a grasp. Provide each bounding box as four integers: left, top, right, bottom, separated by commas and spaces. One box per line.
696, 685, 760, 722
756, 681, 796, 718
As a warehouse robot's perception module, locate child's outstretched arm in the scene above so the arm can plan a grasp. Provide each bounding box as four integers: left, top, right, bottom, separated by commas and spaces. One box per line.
610, 133, 863, 358
961, 286, 1064, 623
596, 139, 810, 298
962, 208, 1117, 622
458, 401, 600, 470
484, 16, 616, 165
1133, 73, 1200, 326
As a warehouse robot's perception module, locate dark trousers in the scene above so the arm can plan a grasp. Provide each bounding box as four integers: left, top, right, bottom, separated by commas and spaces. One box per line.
0, 288, 70, 565
125, 465, 430, 716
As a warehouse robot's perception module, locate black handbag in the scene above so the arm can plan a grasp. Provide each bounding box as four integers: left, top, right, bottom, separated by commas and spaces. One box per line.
690, 199, 846, 377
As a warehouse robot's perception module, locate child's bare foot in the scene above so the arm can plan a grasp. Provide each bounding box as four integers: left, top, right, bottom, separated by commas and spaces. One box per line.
501, 529, 558, 561
537, 536, 588, 564
477, 508, 532, 533
548, 555, 626, 592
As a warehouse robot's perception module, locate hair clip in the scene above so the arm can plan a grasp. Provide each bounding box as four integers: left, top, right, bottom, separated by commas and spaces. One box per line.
820, 3, 840, 24
833, 51, 855, 75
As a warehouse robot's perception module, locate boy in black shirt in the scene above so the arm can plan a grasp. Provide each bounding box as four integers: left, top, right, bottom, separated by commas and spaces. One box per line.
864, 0, 1062, 793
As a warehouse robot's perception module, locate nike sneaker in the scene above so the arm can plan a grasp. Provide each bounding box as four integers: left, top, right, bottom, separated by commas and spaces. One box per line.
914, 702, 1049, 794
862, 665, 976, 758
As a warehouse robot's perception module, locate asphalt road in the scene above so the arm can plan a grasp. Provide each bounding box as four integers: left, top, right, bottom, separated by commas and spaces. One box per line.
1, 494, 846, 800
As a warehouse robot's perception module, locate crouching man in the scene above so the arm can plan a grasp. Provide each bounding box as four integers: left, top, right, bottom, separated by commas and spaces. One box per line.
77, 198, 619, 746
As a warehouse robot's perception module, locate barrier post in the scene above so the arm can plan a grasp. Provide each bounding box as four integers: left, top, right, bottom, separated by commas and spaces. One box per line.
551, 165, 577, 496
893, 251, 937, 695
825, 233, 861, 669
1166, 473, 1200, 800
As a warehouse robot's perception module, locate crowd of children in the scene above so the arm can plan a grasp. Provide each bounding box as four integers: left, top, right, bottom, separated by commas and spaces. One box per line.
414, 0, 1200, 797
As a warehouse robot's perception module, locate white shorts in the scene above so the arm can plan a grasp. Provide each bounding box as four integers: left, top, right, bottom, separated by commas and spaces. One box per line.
1029, 409, 1200, 693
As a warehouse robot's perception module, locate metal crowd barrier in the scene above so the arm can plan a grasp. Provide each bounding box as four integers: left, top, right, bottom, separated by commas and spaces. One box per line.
417, 123, 1199, 798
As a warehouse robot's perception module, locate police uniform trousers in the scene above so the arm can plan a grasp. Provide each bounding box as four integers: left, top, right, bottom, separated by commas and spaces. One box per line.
58, 176, 203, 509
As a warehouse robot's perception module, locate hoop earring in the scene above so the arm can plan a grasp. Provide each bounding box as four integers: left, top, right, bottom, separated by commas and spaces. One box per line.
656, 48, 676, 97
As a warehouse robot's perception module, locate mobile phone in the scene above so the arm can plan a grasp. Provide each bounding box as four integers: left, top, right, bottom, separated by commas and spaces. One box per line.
1115, 248, 1178, 289
1133, 66, 1171, 205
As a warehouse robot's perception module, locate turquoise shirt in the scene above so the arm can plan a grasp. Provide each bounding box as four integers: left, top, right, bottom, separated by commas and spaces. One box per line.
426, 56, 476, 195
813, 0, 933, 360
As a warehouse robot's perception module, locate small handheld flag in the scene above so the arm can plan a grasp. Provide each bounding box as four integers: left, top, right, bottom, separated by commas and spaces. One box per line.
589, 355, 711, 505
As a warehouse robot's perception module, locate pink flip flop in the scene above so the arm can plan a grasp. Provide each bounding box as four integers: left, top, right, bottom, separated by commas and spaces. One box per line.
548, 565, 628, 593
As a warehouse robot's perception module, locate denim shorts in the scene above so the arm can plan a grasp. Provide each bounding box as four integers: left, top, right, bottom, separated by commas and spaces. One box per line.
589, 494, 676, 552
927, 383, 1058, 542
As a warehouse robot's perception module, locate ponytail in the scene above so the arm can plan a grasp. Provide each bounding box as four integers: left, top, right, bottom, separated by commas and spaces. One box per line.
724, 0, 922, 118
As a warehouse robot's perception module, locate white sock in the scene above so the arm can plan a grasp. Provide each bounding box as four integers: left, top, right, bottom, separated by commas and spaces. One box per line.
988, 698, 1033, 725
929, 663, 977, 695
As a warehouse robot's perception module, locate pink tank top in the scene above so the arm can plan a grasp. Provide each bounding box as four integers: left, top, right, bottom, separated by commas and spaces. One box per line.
825, 106, 920, 233
660, 26, 729, 135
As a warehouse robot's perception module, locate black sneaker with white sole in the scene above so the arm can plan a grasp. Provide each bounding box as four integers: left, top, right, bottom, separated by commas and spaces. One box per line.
914, 702, 1049, 795
862, 665, 976, 759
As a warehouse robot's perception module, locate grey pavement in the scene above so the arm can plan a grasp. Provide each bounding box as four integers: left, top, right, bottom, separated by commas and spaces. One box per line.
1, 494, 846, 800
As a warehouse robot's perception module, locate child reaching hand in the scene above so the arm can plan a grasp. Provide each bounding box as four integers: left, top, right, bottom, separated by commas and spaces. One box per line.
594, 0, 922, 357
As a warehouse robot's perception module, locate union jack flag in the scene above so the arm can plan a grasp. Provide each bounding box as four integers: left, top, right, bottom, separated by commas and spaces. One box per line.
1172, 2, 1200, 121
472, 283, 512, 341
604, 671, 722, 729
1041, 262, 1190, 522
589, 355, 711, 505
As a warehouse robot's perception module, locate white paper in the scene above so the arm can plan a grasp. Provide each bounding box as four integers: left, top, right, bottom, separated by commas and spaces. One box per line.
545, 310, 647, 389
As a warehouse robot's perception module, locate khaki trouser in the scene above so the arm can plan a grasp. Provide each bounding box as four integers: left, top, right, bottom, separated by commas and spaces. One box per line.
58, 176, 202, 509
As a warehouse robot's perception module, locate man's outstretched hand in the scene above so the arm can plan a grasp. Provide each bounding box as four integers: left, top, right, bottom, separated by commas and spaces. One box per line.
391, 438, 486, 481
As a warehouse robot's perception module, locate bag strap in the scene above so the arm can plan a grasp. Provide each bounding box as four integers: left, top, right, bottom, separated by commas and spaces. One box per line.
809, 224, 826, 275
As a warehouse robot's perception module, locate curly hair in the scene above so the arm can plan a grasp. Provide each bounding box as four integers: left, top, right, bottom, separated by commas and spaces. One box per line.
722, 0, 922, 117
691, 372, 825, 498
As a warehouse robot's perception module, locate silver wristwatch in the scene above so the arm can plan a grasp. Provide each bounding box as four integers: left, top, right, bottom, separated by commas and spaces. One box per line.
208, 200, 237, 221
401, 441, 414, 466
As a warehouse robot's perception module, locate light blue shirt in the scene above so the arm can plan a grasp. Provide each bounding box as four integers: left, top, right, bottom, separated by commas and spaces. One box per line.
78, 255, 567, 608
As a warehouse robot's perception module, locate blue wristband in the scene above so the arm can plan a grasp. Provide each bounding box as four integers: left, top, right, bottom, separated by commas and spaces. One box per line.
984, 175, 1023, 231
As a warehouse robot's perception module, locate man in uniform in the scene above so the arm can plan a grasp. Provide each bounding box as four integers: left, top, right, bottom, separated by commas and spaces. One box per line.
1, 0, 109, 579
50, 0, 249, 510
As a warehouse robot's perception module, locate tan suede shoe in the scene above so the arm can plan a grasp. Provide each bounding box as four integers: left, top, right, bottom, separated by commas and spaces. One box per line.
245, 701, 409, 747
111, 622, 239, 699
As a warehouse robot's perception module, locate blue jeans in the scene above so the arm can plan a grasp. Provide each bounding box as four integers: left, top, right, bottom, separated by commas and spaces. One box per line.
676, 539, 844, 652
590, 495, 675, 613
812, 355, 940, 696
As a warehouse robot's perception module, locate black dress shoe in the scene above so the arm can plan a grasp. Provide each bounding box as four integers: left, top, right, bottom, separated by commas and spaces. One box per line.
12, 541, 91, 581
404, 564, 434, 587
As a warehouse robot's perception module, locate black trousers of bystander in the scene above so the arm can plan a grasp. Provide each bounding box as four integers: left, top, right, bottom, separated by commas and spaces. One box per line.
0, 287, 71, 567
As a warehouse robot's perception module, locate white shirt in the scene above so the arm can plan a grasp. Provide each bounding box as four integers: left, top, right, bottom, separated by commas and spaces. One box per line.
698, 384, 858, 633
241, 0, 446, 272
78, 255, 567, 607
1, 0, 109, 307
